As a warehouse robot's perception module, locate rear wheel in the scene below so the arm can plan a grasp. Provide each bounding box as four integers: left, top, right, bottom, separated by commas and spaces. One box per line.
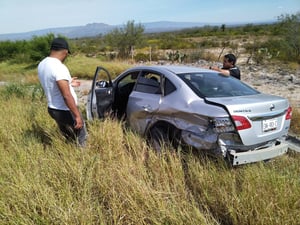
148, 125, 181, 152
149, 127, 168, 152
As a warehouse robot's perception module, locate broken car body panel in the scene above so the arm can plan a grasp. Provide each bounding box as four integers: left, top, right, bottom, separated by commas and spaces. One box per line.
86, 65, 292, 165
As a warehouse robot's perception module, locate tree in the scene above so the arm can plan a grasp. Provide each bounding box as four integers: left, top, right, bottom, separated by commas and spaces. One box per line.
104, 20, 145, 59
29, 33, 55, 64
278, 12, 300, 61
221, 24, 226, 32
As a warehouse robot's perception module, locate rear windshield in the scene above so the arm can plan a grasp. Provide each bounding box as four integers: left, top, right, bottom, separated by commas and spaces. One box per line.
177, 72, 259, 98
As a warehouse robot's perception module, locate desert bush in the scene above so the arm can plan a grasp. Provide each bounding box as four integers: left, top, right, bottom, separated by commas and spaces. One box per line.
198, 39, 220, 48
134, 52, 149, 62
277, 12, 300, 62
0, 40, 27, 61
0, 83, 28, 99
0, 34, 55, 64
188, 50, 218, 62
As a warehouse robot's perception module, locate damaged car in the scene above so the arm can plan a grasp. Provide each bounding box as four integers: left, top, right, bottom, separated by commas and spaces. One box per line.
86, 65, 292, 165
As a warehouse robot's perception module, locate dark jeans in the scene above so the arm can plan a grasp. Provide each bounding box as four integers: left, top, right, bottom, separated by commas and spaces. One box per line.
48, 107, 87, 147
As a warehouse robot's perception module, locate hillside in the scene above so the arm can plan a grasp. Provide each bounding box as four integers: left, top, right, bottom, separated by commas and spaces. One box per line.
0, 20, 273, 41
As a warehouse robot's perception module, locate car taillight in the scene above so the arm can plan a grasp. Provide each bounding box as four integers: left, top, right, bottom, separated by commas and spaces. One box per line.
285, 106, 292, 120
212, 117, 235, 133
232, 115, 252, 130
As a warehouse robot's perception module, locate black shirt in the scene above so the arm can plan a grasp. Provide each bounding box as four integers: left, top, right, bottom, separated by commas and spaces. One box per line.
228, 66, 241, 80
221, 66, 241, 80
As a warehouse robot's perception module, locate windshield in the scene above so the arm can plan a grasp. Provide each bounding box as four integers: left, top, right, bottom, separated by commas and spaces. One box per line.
177, 72, 259, 98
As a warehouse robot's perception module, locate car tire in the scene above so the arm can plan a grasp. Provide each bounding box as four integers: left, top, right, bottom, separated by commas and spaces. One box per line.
148, 126, 168, 152
148, 125, 181, 152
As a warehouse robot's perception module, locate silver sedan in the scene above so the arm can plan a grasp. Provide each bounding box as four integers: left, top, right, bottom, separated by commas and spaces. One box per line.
86, 65, 292, 165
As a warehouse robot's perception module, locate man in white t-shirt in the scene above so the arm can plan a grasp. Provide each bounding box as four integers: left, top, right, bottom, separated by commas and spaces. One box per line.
38, 37, 87, 147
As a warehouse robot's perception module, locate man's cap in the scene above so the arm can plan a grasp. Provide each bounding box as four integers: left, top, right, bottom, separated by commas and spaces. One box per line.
50, 37, 71, 54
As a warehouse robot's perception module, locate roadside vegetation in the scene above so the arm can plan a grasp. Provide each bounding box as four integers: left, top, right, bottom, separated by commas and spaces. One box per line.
0, 12, 299, 224
0, 83, 299, 224
0, 13, 299, 65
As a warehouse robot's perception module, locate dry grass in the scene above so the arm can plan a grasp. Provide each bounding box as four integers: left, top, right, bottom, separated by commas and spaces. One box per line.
0, 82, 299, 225
0, 55, 132, 84
290, 106, 300, 135
0, 61, 37, 83
0, 56, 299, 224
67, 54, 133, 79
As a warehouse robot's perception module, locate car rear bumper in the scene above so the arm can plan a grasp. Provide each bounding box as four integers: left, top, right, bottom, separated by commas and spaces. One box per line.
229, 142, 289, 166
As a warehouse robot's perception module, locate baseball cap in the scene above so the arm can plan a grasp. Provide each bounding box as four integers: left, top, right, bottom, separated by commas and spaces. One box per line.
50, 37, 71, 54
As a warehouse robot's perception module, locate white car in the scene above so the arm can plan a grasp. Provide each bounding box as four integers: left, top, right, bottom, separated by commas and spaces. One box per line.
86, 65, 292, 165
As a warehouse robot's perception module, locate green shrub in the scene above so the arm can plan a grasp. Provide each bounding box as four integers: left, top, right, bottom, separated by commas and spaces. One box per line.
134, 52, 149, 62
0, 83, 27, 99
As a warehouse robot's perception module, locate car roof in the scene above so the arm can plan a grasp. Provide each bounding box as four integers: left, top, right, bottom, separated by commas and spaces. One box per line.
129, 65, 211, 74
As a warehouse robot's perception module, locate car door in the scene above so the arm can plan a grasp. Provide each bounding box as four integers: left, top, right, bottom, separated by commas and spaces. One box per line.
126, 70, 162, 135
86, 66, 113, 120
112, 70, 140, 119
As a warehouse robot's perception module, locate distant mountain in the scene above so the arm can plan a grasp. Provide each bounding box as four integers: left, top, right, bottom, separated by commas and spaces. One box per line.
0, 21, 216, 41
0, 23, 114, 41
0, 20, 275, 41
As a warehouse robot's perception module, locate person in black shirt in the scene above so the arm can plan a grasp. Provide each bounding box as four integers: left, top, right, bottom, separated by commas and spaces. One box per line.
209, 53, 241, 80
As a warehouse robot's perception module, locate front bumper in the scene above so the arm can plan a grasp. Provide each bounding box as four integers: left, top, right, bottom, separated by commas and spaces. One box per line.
229, 142, 288, 166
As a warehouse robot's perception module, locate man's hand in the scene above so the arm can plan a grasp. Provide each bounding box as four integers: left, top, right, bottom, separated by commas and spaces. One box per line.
74, 116, 84, 129
71, 77, 81, 87
210, 66, 230, 76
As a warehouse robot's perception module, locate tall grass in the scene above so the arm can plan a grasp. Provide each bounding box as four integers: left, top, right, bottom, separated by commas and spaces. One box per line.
0, 81, 299, 224
290, 106, 300, 135
0, 55, 132, 84
66, 54, 132, 79
0, 61, 38, 83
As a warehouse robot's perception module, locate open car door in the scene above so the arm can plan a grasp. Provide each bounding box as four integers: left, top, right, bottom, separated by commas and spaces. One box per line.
86, 66, 113, 120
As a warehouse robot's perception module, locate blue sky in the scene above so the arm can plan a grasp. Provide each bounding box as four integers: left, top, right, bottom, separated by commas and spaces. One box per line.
0, 0, 299, 34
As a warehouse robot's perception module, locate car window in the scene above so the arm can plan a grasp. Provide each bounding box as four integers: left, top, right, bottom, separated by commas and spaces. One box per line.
117, 71, 139, 89
164, 77, 176, 95
135, 71, 161, 94
177, 72, 259, 97
143, 72, 161, 83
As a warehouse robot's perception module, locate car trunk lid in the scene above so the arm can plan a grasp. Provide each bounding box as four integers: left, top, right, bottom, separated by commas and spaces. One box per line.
206, 94, 291, 145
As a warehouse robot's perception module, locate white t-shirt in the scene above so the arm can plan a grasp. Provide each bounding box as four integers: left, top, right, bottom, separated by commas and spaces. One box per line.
38, 57, 77, 110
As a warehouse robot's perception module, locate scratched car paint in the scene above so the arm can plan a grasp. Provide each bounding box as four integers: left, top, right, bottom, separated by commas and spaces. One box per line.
86, 65, 292, 165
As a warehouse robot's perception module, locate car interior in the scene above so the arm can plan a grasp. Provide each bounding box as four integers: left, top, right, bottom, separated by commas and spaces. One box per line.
113, 71, 162, 119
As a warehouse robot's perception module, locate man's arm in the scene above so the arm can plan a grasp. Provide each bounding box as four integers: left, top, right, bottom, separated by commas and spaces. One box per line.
210, 66, 230, 76
57, 80, 83, 129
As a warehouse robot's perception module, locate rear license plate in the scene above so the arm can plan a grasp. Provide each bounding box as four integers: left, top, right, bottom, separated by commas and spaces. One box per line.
262, 118, 278, 132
